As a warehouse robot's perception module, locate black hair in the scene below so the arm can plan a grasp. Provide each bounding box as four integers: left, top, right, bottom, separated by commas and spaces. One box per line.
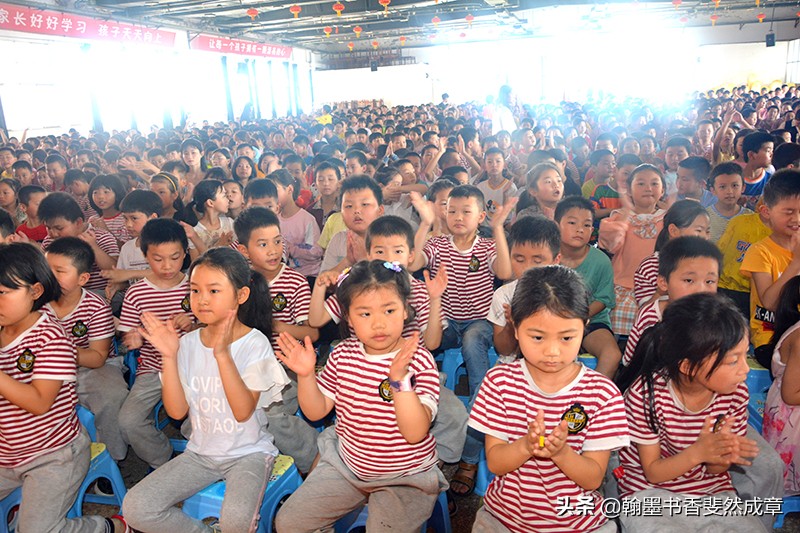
665, 136, 692, 153
615, 293, 747, 432
658, 235, 721, 280
554, 196, 595, 223
150, 172, 185, 219
188, 247, 272, 339
373, 166, 402, 187
340, 175, 383, 206
626, 163, 666, 192
64, 169, 89, 186
741, 131, 774, 163
589, 149, 615, 167
708, 161, 743, 188
232, 156, 258, 183
773, 142, 800, 170
12, 160, 32, 173
244, 178, 278, 202
527, 150, 555, 169
180, 138, 207, 168
679, 156, 712, 184
44, 154, 67, 168
617, 153, 643, 168
233, 206, 280, 245
510, 265, 589, 327
365, 216, 414, 251
763, 169, 800, 207
161, 160, 189, 176
88, 174, 127, 215
507, 214, 561, 257
0, 242, 61, 311
770, 275, 800, 351
46, 236, 95, 275
345, 150, 368, 166
448, 184, 484, 208
120, 190, 163, 217
654, 200, 709, 251
139, 217, 189, 256
204, 167, 229, 182
38, 192, 84, 224
190, 179, 224, 216
336, 259, 413, 334
268, 169, 300, 201
315, 161, 342, 181
526, 162, 562, 191
0, 209, 14, 238
426, 178, 456, 202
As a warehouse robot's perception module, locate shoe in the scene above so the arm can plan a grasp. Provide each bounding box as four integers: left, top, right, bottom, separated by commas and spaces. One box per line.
109, 515, 131, 533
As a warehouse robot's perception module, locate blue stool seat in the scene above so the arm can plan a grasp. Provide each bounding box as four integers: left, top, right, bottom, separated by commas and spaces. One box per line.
182, 455, 302, 533
747, 391, 766, 434
775, 494, 800, 528
76, 405, 97, 441
68, 443, 127, 516
474, 457, 495, 498
578, 354, 597, 370
124, 350, 139, 388
746, 359, 772, 394
334, 490, 451, 533
0, 487, 21, 533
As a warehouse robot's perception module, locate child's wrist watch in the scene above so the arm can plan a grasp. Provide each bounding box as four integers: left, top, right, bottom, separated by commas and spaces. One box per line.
389, 371, 417, 393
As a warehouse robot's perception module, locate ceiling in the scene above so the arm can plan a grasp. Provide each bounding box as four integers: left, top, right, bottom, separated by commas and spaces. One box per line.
88, 0, 800, 53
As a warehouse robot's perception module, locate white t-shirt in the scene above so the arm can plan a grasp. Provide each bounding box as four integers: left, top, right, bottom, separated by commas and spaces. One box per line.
487, 280, 518, 328
319, 230, 347, 273
193, 216, 235, 250
177, 328, 289, 460
117, 238, 149, 280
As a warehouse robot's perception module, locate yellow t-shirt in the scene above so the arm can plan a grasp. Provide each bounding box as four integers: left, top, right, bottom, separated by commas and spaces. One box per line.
740, 236, 793, 347
581, 179, 597, 199
318, 212, 347, 250
718, 212, 771, 293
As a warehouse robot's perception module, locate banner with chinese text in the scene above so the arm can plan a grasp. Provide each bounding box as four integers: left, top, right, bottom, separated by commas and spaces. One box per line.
190, 34, 292, 59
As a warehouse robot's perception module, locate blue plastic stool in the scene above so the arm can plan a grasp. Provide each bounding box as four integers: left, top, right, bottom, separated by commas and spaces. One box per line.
68, 443, 127, 516
76, 405, 97, 441
747, 391, 767, 434
0, 487, 21, 533
295, 408, 333, 433
124, 350, 139, 388
578, 353, 598, 370
334, 490, 451, 533
746, 360, 772, 394
182, 455, 302, 533
474, 452, 495, 498
775, 495, 800, 528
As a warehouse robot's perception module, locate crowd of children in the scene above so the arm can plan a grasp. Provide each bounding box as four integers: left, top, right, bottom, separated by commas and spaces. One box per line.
0, 83, 799, 532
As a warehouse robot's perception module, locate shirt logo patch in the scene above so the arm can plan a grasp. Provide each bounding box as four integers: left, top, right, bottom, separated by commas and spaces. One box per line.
561, 403, 589, 434
272, 292, 288, 312
181, 296, 191, 312
71, 320, 88, 338
378, 378, 393, 402
17, 349, 35, 373
468, 255, 480, 272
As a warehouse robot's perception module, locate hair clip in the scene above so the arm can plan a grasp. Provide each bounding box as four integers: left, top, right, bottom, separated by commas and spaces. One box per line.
336, 267, 352, 286
383, 261, 403, 273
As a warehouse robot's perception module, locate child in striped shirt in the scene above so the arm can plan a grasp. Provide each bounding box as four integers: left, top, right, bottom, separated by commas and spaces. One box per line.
87, 173, 130, 245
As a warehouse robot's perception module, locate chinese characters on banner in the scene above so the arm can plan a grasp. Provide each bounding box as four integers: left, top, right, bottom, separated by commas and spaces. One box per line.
190, 34, 293, 59
0, 2, 176, 46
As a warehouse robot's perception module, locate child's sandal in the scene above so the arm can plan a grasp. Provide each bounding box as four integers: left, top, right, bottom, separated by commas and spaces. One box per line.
450, 461, 478, 497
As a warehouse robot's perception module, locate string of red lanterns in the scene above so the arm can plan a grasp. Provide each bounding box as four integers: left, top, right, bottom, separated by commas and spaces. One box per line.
333, 2, 344, 16
289, 4, 302, 18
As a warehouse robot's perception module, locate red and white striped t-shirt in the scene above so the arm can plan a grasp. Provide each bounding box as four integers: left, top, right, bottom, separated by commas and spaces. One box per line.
618, 374, 748, 498
633, 252, 659, 305
268, 264, 311, 349
0, 313, 80, 468
89, 212, 130, 244
44, 289, 115, 356
468, 361, 629, 533
324, 277, 433, 338
622, 298, 665, 367
423, 235, 497, 321
316, 336, 440, 481
118, 275, 192, 374
43, 230, 120, 293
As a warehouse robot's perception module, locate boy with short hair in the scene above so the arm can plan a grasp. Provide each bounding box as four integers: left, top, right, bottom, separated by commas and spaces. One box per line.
741, 169, 800, 359
44, 154, 68, 192
11, 160, 34, 186
476, 147, 517, 225
117, 218, 193, 469
38, 192, 119, 295
591, 153, 641, 219
64, 169, 94, 221
581, 149, 616, 199
44, 237, 128, 461
555, 197, 622, 378
243, 178, 280, 213
707, 162, 752, 242
622, 236, 722, 366
741, 131, 775, 209
663, 136, 691, 196
15, 184, 47, 242
673, 156, 715, 207
0, 208, 15, 243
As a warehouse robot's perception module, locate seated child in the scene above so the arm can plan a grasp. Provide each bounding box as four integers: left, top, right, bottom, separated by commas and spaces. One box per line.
186, 179, 233, 254
581, 149, 615, 199
44, 237, 129, 461
123, 248, 290, 533
0, 178, 22, 227
64, 169, 94, 221
243, 178, 280, 213
15, 184, 48, 242
117, 218, 193, 469
88, 173, 130, 245
623, 236, 722, 366
374, 167, 420, 230
662, 136, 691, 196
555, 197, 621, 377
672, 156, 715, 207
149, 172, 186, 222
424, 178, 455, 239
272, 169, 323, 277
39, 192, 119, 296
0, 243, 127, 532
740, 131, 775, 210
515, 162, 563, 220
591, 153, 641, 220
476, 148, 517, 225
308, 161, 342, 231
469, 266, 629, 533
633, 199, 711, 306
707, 162, 752, 242
223, 179, 244, 219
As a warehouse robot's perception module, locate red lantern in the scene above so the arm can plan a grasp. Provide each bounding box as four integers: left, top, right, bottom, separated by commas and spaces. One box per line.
679, 15, 688, 24
378, 0, 391, 14
755, 0, 760, 6
710, 13, 719, 25
399, 35, 406, 46
246, 8, 258, 20
347, 42, 354, 52
713, 0, 720, 7
324, 26, 332, 37
432, 15, 441, 27
333, 2, 344, 16
672, 0, 681, 8
757, 12, 765, 22
459, 32, 466, 38
289, 4, 302, 18
372, 40, 379, 50
465, 14, 474, 28
354, 25, 363, 38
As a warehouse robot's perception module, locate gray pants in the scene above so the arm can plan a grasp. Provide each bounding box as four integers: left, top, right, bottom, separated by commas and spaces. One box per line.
430, 378, 468, 463
118, 372, 173, 468
275, 428, 447, 533
472, 506, 618, 533
619, 489, 767, 533
264, 378, 322, 474
123, 450, 273, 533
77, 358, 129, 461
729, 425, 784, 530
0, 430, 109, 532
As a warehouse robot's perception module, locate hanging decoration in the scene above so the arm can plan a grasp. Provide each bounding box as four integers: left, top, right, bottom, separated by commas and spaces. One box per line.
333, 2, 345, 16
755, 0, 760, 6
354, 25, 363, 38
372, 40, 379, 49
378, 0, 391, 15
324, 26, 332, 37
459, 32, 466, 38
399, 35, 406, 45
347, 42, 354, 52
710, 13, 719, 25
672, 0, 681, 8
679, 15, 688, 24
756, 12, 765, 22
289, 4, 302, 18
432, 15, 441, 27
465, 14, 474, 28
713, 0, 720, 7
246, 8, 258, 20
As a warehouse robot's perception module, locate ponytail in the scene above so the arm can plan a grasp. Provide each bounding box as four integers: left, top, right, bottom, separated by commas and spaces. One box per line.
240, 269, 273, 340
615, 323, 663, 434
769, 275, 800, 349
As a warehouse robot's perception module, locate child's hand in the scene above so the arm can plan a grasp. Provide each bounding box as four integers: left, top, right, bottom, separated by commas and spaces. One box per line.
138, 312, 180, 360
9, 231, 28, 243
691, 415, 739, 465
316, 270, 340, 288
410, 192, 435, 226
383, 182, 402, 203
526, 409, 570, 459
105, 282, 123, 301
208, 310, 236, 360
423, 265, 448, 300
124, 330, 144, 350
216, 231, 234, 247
502, 303, 513, 326
171, 313, 195, 333
101, 267, 127, 283
180, 221, 198, 241
489, 197, 518, 230
275, 332, 317, 378
345, 231, 368, 264
388, 332, 419, 382
78, 227, 98, 246
90, 218, 110, 233
790, 230, 800, 258
710, 416, 760, 467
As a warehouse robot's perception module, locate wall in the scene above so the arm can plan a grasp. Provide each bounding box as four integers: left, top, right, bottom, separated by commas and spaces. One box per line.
312, 62, 433, 107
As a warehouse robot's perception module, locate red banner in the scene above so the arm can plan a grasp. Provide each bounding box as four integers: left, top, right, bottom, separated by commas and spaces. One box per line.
0, 2, 176, 46
190, 34, 292, 59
